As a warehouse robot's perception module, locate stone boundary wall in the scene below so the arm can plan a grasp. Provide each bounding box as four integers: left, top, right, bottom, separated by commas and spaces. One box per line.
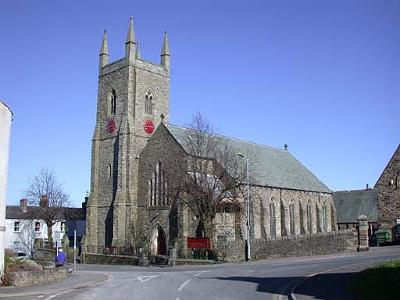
216, 241, 245, 262
252, 229, 357, 260
9, 268, 68, 288
84, 253, 139, 265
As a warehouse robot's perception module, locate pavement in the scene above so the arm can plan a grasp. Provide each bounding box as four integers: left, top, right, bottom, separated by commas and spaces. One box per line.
0, 270, 109, 298
0, 245, 399, 300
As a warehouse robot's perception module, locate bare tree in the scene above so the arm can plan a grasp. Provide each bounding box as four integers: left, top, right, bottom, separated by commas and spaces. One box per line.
172, 113, 247, 242
25, 168, 70, 248
18, 220, 36, 257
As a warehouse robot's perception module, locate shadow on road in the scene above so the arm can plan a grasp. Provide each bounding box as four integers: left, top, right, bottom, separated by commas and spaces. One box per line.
213, 272, 358, 300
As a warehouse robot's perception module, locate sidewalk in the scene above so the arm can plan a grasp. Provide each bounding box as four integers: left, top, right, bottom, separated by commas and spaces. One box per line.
0, 270, 109, 298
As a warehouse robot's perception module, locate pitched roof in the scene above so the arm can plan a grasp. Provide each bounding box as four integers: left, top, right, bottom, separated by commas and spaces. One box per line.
333, 189, 378, 223
167, 124, 331, 193
6, 206, 86, 220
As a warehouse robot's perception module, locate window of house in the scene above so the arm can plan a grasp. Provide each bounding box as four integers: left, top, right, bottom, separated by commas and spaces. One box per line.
14, 221, 20, 232
61, 221, 66, 232
13, 241, 21, 251
145, 89, 154, 115
35, 222, 41, 232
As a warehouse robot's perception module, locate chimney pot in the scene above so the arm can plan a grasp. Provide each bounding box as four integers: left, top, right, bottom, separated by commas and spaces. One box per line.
40, 195, 49, 208
20, 199, 28, 213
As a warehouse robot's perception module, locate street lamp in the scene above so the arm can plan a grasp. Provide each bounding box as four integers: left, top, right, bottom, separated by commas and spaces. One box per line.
237, 153, 251, 261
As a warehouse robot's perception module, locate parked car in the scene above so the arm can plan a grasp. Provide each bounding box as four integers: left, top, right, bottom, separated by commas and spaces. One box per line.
15, 252, 30, 260
375, 229, 392, 246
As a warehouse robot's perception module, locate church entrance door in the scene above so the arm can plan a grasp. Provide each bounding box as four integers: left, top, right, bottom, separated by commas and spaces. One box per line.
151, 226, 167, 256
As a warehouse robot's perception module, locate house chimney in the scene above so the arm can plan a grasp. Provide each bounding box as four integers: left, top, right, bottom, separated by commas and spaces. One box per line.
20, 198, 28, 213
366, 184, 369, 190
40, 195, 48, 208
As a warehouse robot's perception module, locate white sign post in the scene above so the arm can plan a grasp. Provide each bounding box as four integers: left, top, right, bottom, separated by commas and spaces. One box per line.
73, 230, 77, 274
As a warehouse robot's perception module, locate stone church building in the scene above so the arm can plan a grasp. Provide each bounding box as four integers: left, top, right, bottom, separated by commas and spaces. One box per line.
86, 19, 338, 259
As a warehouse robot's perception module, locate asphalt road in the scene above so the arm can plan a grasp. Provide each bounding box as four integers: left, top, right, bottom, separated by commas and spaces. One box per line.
7, 245, 400, 300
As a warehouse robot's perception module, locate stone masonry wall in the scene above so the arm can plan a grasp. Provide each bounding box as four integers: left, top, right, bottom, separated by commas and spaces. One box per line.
84, 253, 139, 265
374, 145, 400, 229
252, 229, 357, 260
87, 43, 170, 251
251, 186, 336, 240
137, 123, 188, 254
9, 268, 69, 288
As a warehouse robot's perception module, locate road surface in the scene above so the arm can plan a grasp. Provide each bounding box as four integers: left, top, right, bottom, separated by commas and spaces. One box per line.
5, 245, 400, 300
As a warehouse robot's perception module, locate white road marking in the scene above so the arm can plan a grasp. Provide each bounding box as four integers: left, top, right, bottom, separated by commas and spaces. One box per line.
44, 290, 71, 300
137, 275, 158, 283
194, 271, 206, 277
178, 279, 191, 292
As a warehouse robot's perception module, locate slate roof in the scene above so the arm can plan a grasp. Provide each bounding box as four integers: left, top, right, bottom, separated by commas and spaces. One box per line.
167, 124, 331, 193
333, 189, 378, 223
6, 206, 86, 220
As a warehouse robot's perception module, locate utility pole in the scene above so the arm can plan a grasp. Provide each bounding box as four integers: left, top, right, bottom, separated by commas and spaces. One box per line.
237, 153, 251, 261
73, 229, 77, 274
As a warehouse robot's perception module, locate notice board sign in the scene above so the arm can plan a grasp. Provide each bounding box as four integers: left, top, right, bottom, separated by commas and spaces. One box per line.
187, 237, 210, 249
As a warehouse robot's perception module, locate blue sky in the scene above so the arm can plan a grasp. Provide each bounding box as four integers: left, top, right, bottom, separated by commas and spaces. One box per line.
1, 0, 399, 207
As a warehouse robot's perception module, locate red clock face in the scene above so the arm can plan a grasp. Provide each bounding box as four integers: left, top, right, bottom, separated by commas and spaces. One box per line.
144, 120, 154, 134
106, 119, 116, 133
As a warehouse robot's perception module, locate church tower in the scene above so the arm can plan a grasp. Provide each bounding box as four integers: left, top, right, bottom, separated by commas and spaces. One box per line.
86, 18, 170, 251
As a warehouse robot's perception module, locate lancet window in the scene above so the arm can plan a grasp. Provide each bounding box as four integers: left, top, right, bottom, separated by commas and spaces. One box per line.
149, 161, 169, 206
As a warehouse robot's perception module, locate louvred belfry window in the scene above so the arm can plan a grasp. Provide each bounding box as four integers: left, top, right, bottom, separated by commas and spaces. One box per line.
145, 89, 154, 115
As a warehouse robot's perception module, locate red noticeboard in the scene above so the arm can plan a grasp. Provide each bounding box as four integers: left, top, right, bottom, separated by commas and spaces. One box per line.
187, 237, 210, 249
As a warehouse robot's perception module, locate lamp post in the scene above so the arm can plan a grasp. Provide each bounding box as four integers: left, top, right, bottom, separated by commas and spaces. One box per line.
237, 153, 251, 261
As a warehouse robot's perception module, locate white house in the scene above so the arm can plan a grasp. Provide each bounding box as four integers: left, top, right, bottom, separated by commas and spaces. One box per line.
5, 199, 84, 256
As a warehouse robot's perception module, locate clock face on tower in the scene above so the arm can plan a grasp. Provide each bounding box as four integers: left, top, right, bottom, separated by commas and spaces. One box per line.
106, 119, 116, 133
144, 120, 154, 134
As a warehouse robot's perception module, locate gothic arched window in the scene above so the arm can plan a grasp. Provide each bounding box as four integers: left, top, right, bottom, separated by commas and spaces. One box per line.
280, 200, 286, 236
322, 202, 328, 232
269, 198, 276, 237
289, 199, 295, 235
149, 161, 168, 207
108, 163, 112, 179
109, 89, 116, 115
145, 89, 154, 115
307, 200, 312, 234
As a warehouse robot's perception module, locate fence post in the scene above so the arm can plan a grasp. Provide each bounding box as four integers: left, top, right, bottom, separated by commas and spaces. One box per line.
357, 215, 369, 252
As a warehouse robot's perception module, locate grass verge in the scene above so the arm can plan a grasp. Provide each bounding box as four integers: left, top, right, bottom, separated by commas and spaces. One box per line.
347, 260, 400, 300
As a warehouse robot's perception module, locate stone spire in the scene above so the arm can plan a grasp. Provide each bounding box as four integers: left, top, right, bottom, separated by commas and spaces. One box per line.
99, 30, 109, 72
160, 31, 170, 70
136, 40, 141, 59
125, 17, 136, 63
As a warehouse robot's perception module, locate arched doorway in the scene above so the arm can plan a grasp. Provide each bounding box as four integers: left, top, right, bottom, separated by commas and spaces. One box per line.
151, 226, 167, 256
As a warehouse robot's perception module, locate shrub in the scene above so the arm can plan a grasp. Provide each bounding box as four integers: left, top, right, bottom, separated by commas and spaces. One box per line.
1, 253, 43, 286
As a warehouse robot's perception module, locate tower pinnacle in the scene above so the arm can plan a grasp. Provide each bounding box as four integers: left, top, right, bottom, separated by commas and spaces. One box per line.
100, 30, 109, 55
136, 40, 141, 59
126, 16, 136, 44
125, 17, 136, 63
160, 31, 170, 70
99, 30, 109, 72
